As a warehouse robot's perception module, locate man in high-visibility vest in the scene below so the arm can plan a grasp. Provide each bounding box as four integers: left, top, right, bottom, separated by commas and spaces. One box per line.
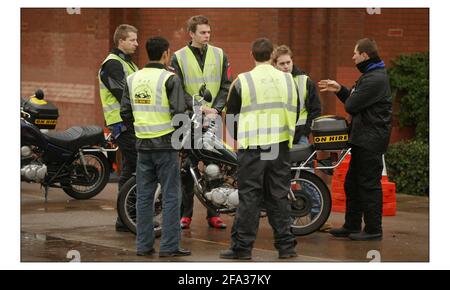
271, 45, 321, 144
271, 45, 332, 232
120, 36, 190, 257
98, 24, 139, 232
171, 15, 232, 230
220, 38, 299, 260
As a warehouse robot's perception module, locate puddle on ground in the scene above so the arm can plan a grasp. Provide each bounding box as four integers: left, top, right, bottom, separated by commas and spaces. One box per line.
21, 232, 140, 262
27, 203, 116, 213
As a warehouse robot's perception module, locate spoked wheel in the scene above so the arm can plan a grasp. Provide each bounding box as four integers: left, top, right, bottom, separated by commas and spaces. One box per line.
289, 170, 331, 236
117, 176, 162, 238
62, 152, 110, 200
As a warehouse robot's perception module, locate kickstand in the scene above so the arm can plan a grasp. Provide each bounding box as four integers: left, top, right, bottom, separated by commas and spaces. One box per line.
41, 185, 49, 202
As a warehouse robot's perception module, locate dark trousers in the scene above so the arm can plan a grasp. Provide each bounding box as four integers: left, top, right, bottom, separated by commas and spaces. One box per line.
180, 159, 218, 219
116, 129, 138, 189
343, 145, 383, 234
115, 129, 137, 226
230, 142, 297, 253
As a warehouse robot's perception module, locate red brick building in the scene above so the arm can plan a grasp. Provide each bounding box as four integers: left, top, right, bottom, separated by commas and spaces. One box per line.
21, 8, 428, 143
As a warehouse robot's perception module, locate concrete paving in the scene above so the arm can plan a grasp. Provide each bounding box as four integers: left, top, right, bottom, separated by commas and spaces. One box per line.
21, 181, 429, 262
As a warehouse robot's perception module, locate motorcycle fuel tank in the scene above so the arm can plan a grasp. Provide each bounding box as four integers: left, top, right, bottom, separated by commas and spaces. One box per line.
21, 119, 48, 149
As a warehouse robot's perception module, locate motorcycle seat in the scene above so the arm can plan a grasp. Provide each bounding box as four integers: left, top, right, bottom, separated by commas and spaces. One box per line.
44, 126, 104, 151
289, 144, 315, 162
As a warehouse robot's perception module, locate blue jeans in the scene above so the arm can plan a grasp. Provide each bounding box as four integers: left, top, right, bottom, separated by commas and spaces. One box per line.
296, 135, 321, 216
136, 150, 181, 253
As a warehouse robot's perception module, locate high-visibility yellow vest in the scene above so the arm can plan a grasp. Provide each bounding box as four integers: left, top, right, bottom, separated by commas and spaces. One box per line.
237, 64, 298, 149
98, 53, 138, 126
294, 74, 308, 126
174, 45, 223, 107
127, 68, 175, 139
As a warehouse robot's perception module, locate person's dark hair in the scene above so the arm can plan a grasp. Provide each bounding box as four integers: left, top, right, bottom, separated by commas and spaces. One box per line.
252, 38, 273, 62
356, 38, 379, 59
187, 15, 209, 33
146, 37, 169, 61
113, 24, 138, 46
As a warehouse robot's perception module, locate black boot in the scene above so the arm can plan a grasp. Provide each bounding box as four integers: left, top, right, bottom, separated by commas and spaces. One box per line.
349, 231, 382, 241
115, 218, 130, 232
219, 249, 252, 260
329, 227, 360, 237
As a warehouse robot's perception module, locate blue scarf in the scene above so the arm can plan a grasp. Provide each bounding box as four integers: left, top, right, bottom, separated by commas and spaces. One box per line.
356, 56, 385, 73
366, 60, 385, 72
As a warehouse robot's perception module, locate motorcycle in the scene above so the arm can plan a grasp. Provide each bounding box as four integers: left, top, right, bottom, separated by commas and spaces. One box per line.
117, 87, 351, 237
21, 89, 116, 200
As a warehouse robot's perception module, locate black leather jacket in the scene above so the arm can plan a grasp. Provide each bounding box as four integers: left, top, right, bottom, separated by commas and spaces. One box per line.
100, 48, 137, 105
336, 67, 392, 153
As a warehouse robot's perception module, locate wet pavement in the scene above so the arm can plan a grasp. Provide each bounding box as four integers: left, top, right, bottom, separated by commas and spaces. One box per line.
21, 182, 429, 262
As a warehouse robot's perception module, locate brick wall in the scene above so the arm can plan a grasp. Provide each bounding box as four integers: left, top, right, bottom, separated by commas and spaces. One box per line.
20, 8, 429, 143
21, 8, 110, 130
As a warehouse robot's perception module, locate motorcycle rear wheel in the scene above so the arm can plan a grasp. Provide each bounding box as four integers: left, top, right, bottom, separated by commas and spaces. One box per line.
62, 152, 110, 200
117, 176, 162, 238
289, 170, 331, 236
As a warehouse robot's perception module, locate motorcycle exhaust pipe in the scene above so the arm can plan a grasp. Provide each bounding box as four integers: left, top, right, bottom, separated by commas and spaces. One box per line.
189, 166, 203, 193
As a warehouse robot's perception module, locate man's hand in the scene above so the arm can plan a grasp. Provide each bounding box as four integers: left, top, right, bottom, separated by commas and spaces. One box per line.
318, 79, 341, 93
201, 106, 218, 120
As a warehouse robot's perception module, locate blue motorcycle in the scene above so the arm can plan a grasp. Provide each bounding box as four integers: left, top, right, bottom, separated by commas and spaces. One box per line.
21, 90, 112, 200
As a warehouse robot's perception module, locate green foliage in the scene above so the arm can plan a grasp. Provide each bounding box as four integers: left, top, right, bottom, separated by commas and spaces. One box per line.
385, 140, 429, 196
388, 52, 429, 141
386, 52, 429, 196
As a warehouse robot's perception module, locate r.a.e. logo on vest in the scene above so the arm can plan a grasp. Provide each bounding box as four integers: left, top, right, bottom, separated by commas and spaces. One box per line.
133, 87, 152, 105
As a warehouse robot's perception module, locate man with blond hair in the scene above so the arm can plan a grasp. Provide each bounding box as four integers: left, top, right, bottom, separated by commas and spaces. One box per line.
98, 24, 139, 232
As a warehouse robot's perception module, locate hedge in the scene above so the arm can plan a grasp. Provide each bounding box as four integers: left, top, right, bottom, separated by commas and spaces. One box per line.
385, 140, 429, 196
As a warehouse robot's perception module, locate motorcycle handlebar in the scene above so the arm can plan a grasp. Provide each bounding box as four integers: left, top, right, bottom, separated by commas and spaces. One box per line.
21, 109, 31, 119
179, 94, 212, 148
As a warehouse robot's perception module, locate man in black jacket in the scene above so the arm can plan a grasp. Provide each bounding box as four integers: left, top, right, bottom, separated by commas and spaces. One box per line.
318, 38, 392, 241
98, 24, 139, 232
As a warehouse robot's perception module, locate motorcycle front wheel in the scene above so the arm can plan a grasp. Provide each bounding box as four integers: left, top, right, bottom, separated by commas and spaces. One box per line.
62, 152, 110, 200
289, 170, 331, 236
117, 176, 162, 238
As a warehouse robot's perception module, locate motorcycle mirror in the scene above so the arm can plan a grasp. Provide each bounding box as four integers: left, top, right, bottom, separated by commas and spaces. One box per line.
199, 84, 212, 103
34, 89, 44, 100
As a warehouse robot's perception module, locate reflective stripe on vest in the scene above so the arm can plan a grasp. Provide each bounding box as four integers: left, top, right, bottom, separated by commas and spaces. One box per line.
237, 64, 298, 149
239, 73, 297, 114
128, 68, 175, 139
295, 74, 308, 126
237, 125, 295, 140
175, 45, 223, 107
98, 53, 138, 126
